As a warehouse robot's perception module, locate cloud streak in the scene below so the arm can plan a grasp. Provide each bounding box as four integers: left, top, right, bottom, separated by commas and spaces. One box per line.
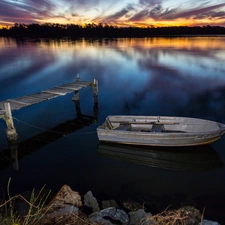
0, 0, 225, 27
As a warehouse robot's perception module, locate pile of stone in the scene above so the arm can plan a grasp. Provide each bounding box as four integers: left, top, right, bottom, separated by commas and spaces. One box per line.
1, 185, 221, 225
36, 185, 220, 225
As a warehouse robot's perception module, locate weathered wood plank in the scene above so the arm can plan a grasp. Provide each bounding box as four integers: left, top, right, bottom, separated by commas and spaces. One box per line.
75, 81, 92, 86
0, 101, 22, 110
0, 110, 5, 116
0, 79, 96, 116
3, 101, 26, 110
27, 92, 59, 100
55, 86, 81, 91
46, 87, 73, 95
62, 82, 91, 88
59, 84, 85, 89
13, 96, 46, 105
7, 99, 29, 106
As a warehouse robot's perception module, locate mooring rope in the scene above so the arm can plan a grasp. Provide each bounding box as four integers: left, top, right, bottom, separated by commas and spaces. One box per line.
12, 116, 97, 135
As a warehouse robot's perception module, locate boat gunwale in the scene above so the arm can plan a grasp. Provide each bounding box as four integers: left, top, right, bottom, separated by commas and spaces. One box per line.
98, 115, 225, 135
96, 115, 225, 146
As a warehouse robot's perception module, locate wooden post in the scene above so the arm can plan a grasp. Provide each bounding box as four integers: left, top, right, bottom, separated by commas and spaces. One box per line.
74, 99, 82, 118
8, 140, 19, 171
92, 79, 98, 123
76, 73, 80, 82
93, 101, 98, 123
72, 74, 81, 101
92, 79, 98, 104
4, 102, 19, 142
72, 90, 80, 101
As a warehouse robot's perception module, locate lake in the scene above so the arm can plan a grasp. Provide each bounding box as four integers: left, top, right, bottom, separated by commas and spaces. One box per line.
0, 36, 225, 223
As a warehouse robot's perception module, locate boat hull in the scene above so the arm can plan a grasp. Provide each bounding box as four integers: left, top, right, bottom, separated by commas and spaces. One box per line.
97, 130, 222, 146
97, 116, 225, 147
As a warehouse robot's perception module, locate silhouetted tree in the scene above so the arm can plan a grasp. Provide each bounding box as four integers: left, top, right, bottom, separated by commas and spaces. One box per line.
0, 22, 225, 37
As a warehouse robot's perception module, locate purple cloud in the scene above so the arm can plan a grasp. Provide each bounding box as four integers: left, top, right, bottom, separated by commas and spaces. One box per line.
99, 5, 133, 23
0, 0, 56, 25
1, 0, 225, 27
139, 0, 163, 6
158, 3, 225, 20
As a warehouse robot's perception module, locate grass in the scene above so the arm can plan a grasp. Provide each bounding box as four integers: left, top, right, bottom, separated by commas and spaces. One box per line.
0, 178, 51, 225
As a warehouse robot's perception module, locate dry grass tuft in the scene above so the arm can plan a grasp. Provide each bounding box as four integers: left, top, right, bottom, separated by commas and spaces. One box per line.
37, 211, 103, 225
140, 205, 202, 225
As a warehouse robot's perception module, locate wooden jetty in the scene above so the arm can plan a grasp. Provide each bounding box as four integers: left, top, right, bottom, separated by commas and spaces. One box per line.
0, 76, 98, 142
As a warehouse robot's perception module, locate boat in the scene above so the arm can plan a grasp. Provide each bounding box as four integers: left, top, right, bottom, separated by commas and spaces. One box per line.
98, 143, 224, 171
97, 115, 225, 146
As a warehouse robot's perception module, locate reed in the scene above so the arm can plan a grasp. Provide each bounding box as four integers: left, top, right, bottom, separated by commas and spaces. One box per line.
0, 178, 51, 225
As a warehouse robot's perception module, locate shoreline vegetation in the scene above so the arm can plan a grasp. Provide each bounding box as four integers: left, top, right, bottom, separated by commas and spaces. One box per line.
0, 23, 225, 38
0, 183, 221, 225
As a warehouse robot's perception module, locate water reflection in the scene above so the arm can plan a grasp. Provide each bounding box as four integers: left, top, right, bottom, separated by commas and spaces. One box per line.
0, 99, 98, 171
98, 143, 224, 172
1, 37, 225, 121
0, 37, 225, 224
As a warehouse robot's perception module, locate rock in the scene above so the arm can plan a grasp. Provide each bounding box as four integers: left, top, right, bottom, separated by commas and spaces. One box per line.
201, 220, 221, 225
43, 205, 79, 219
84, 190, 100, 212
38, 206, 83, 225
129, 209, 152, 225
102, 199, 119, 209
48, 184, 82, 208
89, 207, 129, 225
90, 215, 114, 225
121, 199, 145, 211
37, 185, 82, 225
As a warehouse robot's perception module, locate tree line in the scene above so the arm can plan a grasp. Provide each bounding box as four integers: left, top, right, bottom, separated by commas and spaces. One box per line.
0, 23, 225, 37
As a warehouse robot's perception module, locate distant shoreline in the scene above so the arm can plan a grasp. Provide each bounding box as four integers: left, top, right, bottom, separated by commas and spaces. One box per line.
1, 23, 225, 38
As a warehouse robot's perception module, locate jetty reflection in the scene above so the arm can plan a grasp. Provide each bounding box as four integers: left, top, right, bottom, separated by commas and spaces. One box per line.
0, 100, 98, 171
98, 143, 224, 172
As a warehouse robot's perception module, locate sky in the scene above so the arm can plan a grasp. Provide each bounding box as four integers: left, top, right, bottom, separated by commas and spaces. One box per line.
1, 0, 225, 28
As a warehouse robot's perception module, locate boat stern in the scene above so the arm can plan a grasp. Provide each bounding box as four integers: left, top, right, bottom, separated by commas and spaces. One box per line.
218, 122, 225, 135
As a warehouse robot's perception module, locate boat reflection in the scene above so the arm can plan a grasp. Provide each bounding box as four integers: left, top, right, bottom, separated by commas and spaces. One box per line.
98, 143, 224, 172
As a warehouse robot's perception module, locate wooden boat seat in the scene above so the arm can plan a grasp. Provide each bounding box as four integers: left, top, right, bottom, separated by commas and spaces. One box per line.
151, 124, 164, 132
115, 123, 132, 131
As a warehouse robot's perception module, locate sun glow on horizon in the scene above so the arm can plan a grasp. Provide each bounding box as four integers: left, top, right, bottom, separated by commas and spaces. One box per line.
1, 0, 225, 28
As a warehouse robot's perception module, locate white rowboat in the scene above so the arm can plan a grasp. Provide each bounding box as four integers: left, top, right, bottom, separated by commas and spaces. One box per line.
97, 115, 225, 146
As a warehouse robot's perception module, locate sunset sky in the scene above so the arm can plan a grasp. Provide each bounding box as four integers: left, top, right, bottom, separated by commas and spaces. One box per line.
1, 0, 225, 28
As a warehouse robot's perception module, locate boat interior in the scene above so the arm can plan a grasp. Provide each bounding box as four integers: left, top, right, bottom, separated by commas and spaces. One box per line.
103, 117, 220, 133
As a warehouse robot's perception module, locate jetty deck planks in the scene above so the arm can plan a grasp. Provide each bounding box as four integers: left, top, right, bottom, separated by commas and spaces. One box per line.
0, 81, 92, 116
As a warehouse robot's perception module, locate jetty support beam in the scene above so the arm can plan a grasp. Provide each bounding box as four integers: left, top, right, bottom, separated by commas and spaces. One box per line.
92, 79, 98, 122
72, 90, 80, 101
72, 74, 81, 101
4, 102, 19, 142
92, 79, 98, 103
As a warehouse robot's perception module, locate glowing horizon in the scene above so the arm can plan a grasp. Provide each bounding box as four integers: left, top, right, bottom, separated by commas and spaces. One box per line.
1, 0, 225, 28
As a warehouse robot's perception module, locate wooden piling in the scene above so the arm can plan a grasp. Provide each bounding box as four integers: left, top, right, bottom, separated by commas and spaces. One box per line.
4, 102, 19, 142
72, 90, 80, 101
9, 139, 19, 171
76, 74, 81, 82
72, 74, 81, 101
92, 79, 98, 104
74, 99, 82, 118
92, 79, 98, 122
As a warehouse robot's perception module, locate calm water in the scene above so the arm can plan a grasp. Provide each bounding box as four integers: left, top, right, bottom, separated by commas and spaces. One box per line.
0, 36, 225, 223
